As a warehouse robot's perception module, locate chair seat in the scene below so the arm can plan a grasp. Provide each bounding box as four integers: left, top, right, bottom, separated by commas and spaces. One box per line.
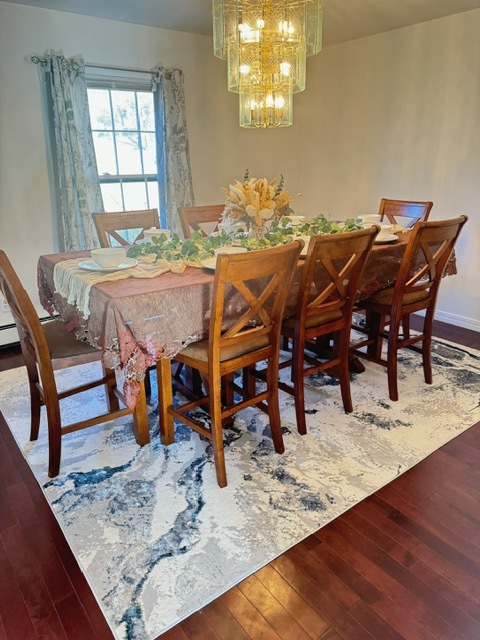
42, 320, 101, 360
179, 333, 270, 363
365, 287, 430, 307
42, 320, 102, 360
282, 307, 343, 332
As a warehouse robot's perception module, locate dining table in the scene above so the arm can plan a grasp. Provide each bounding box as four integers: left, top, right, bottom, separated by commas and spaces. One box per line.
37, 229, 457, 445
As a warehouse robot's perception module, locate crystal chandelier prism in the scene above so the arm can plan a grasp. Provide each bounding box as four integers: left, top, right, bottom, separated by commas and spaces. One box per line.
213, 0, 323, 128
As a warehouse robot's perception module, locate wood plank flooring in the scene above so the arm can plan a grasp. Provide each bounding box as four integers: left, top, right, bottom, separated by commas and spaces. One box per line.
0, 319, 479, 640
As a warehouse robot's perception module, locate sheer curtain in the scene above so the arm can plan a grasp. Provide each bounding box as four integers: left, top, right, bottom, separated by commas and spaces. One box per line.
39, 52, 103, 251
152, 67, 195, 236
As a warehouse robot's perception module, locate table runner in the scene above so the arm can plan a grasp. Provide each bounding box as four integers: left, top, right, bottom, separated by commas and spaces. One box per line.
53, 257, 194, 319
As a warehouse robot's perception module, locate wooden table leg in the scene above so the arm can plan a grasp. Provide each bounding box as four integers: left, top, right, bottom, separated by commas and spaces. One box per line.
132, 380, 150, 445
156, 358, 174, 445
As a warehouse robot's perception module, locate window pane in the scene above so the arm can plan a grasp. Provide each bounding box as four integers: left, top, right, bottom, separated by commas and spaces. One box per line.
111, 90, 138, 131
116, 132, 142, 174
123, 182, 149, 210
137, 93, 155, 131
147, 182, 159, 210
100, 183, 123, 211
141, 133, 157, 173
88, 89, 112, 130
93, 132, 118, 176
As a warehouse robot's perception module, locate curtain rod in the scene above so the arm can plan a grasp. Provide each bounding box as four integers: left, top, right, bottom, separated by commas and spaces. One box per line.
30, 56, 154, 75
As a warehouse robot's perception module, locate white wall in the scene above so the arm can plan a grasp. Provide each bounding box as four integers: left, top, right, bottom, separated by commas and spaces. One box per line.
0, 2, 479, 335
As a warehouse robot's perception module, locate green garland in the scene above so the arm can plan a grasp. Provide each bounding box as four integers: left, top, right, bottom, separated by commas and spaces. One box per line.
127, 215, 364, 263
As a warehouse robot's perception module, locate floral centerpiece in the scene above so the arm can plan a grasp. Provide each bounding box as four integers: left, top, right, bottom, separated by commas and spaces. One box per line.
221, 170, 293, 239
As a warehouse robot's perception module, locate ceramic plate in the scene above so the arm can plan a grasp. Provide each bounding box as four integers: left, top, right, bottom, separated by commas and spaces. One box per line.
200, 257, 217, 271
374, 234, 398, 244
78, 257, 138, 272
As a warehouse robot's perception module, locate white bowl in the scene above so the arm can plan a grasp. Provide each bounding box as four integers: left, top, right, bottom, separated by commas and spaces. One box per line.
360, 214, 381, 225
144, 228, 171, 242
214, 246, 248, 256
91, 247, 127, 268
377, 223, 393, 240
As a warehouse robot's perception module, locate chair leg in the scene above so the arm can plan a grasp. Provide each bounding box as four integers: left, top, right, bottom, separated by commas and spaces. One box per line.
210, 375, 227, 488
386, 321, 400, 402
132, 380, 150, 445
338, 330, 353, 413
222, 372, 234, 408
45, 400, 62, 478
243, 365, 256, 397
366, 311, 384, 359
422, 311, 433, 384
25, 357, 41, 441
266, 356, 285, 453
291, 340, 307, 436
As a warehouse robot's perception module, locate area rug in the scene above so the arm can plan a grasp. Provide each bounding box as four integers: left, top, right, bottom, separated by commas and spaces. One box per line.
1, 337, 480, 640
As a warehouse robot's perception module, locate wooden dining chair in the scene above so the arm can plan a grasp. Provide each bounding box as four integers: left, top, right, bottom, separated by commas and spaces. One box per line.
350, 215, 467, 401
276, 226, 379, 435
0, 250, 150, 478
379, 199, 433, 228
92, 209, 160, 247
157, 240, 303, 488
178, 204, 224, 238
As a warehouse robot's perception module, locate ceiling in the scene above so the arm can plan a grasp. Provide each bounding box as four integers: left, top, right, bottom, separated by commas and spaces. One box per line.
5, 0, 480, 46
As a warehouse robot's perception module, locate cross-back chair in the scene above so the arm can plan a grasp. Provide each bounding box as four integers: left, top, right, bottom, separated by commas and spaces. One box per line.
277, 226, 379, 435
92, 209, 160, 247
379, 198, 433, 228
0, 250, 149, 477
157, 240, 303, 488
351, 216, 467, 401
178, 204, 224, 239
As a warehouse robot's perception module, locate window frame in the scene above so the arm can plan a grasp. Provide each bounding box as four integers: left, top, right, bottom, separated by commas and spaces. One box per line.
86, 69, 159, 213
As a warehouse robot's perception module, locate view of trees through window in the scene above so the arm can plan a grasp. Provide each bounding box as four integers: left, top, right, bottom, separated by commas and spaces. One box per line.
87, 88, 158, 213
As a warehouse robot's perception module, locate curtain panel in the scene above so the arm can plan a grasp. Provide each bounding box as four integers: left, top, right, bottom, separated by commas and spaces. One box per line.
152, 68, 195, 237
39, 52, 103, 251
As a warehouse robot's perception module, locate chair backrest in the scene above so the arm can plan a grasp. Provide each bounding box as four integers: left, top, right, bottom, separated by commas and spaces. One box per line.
92, 209, 160, 247
391, 215, 468, 317
0, 251, 56, 393
209, 241, 303, 360
297, 227, 379, 329
379, 199, 433, 228
178, 204, 225, 238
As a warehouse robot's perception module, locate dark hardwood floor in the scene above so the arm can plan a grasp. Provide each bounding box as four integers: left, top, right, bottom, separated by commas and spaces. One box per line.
1, 319, 479, 640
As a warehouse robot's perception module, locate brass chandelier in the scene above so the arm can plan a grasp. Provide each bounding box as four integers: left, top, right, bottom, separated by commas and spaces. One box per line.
213, 0, 323, 128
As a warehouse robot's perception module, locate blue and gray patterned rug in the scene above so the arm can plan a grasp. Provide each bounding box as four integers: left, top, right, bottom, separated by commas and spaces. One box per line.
1, 337, 479, 640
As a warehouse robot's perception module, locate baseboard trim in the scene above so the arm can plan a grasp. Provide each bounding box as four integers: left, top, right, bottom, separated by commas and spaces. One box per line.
413, 310, 480, 333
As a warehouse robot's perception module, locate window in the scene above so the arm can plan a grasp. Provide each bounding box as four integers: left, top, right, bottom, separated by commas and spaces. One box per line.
87, 86, 159, 213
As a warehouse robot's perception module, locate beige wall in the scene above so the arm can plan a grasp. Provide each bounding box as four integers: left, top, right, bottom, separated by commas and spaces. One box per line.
0, 1, 478, 332
294, 11, 480, 328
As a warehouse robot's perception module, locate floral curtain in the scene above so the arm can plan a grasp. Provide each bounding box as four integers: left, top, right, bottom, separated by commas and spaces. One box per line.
39, 52, 103, 251
151, 67, 194, 237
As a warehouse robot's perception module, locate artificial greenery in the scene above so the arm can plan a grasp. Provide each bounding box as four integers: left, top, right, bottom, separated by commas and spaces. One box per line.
126, 215, 364, 264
